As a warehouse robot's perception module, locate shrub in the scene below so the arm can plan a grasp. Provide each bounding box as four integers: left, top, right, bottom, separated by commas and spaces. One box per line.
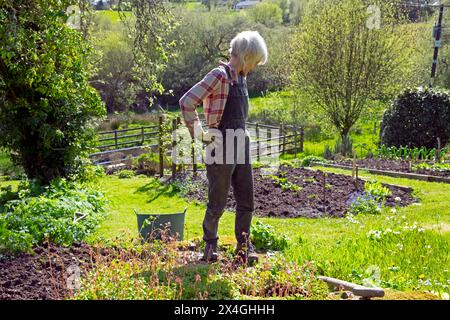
333, 134, 353, 157
300, 155, 327, 167
0, 1, 106, 185
0, 179, 107, 253
117, 170, 135, 179
380, 88, 450, 149
251, 221, 289, 251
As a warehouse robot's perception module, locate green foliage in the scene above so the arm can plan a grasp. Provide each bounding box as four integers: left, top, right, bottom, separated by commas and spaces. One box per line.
117, 169, 135, 179
380, 88, 450, 149
269, 175, 301, 192
0, 0, 106, 184
300, 155, 327, 167
290, 0, 419, 139
160, 10, 291, 105
412, 162, 450, 172
347, 193, 382, 216
347, 180, 391, 216
333, 134, 353, 157
376, 144, 449, 161
249, 2, 283, 27
364, 181, 391, 202
118, 0, 177, 106
70, 163, 106, 184
251, 221, 289, 251
0, 178, 107, 253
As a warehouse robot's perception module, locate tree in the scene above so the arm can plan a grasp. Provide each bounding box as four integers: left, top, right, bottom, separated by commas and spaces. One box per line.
117, 0, 177, 111
0, 0, 105, 184
290, 0, 421, 146
249, 2, 283, 28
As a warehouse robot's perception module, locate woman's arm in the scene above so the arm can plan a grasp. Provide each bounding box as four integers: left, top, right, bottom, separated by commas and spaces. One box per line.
179, 68, 224, 138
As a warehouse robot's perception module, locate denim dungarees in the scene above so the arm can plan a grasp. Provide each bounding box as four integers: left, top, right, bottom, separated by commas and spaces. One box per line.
202, 64, 255, 246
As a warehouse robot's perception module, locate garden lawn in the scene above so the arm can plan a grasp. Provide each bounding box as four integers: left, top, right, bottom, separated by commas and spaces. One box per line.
90, 167, 450, 244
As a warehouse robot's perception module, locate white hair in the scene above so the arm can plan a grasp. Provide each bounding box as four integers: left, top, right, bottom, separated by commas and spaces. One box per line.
229, 31, 268, 69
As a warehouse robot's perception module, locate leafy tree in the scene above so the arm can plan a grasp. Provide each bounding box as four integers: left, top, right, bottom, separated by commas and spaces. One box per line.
290, 0, 421, 146
0, 0, 105, 184
249, 2, 283, 27
117, 0, 177, 111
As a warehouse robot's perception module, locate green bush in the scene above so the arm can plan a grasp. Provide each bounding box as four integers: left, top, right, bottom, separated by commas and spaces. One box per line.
117, 170, 135, 179
0, 179, 107, 253
251, 221, 289, 251
380, 88, 450, 149
300, 155, 327, 167
0, 1, 106, 184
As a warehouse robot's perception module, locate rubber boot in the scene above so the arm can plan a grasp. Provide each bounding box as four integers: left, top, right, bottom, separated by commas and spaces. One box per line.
201, 241, 218, 263
234, 242, 258, 267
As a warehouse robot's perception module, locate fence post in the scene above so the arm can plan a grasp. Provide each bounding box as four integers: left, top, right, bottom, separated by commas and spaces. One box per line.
267, 127, 271, 158
141, 127, 145, 145
114, 130, 118, 149
172, 118, 177, 179
176, 117, 182, 173
299, 126, 304, 153
192, 137, 197, 175
294, 126, 298, 158
256, 123, 260, 162
158, 115, 164, 178
281, 123, 286, 156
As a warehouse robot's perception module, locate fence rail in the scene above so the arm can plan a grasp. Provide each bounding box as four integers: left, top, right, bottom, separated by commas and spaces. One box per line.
90, 115, 304, 176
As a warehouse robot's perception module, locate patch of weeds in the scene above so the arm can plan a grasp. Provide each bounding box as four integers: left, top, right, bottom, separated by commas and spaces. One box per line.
251, 221, 289, 251
269, 175, 301, 192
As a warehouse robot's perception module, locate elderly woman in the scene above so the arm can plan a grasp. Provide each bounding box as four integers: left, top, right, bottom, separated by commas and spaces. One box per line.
179, 31, 268, 265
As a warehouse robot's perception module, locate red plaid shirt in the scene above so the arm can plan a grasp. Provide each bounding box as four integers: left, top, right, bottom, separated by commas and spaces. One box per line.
179, 61, 239, 136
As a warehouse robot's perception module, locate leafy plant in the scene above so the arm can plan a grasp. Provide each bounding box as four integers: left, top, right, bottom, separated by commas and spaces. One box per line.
364, 181, 392, 202
269, 175, 301, 192
0, 178, 107, 253
251, 221, 289, 251
300, 155, 327, 167
347, 192, 381, 215
117, 169, 135, 179
413, 162, 450, 172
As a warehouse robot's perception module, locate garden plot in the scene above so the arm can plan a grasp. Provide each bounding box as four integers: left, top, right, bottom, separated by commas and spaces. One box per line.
172, 165, 416, 218
333, 159, 450, 178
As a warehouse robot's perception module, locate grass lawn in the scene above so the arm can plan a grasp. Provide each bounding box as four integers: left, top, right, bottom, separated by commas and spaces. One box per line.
90, 166, 450, 243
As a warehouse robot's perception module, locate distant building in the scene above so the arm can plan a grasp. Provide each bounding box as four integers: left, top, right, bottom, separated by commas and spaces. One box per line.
233, 0, 261, 10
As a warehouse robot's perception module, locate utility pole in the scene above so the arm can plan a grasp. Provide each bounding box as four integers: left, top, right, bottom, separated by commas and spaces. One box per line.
430, 4, 445, 88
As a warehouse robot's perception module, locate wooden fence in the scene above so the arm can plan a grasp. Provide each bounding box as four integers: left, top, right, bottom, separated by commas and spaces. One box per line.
90, 115, 304, 177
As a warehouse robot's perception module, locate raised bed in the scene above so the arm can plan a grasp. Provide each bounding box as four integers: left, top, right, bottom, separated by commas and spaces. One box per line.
312, 160, 450, 184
